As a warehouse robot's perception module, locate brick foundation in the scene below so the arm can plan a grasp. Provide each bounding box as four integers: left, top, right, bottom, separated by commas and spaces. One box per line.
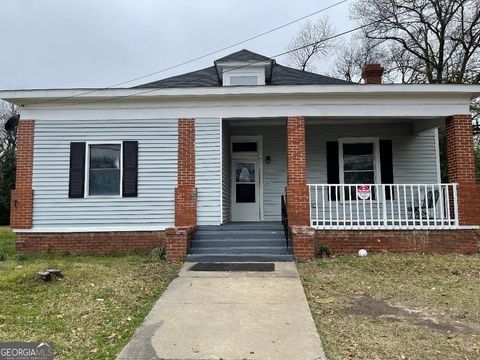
10, 120, 35, 229
165, 226, 196, 261
315, 229, 478, 255
457, 183, 480, 226
290, 226, 316, 260
16, 231, 166, 254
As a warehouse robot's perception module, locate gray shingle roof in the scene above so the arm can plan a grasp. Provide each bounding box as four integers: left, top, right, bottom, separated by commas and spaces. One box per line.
137, 66, 220, 88
270, 64, 351, 85
214, 49, 271, 63
135, 49, 352, 88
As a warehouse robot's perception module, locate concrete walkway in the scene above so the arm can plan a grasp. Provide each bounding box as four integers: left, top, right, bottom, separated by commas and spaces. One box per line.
117, 262, 325, 360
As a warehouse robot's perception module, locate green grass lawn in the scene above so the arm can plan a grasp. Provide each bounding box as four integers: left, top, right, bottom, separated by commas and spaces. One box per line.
298, 254, 480, 360
0, 226, 16, 257
0, 227, 181, 360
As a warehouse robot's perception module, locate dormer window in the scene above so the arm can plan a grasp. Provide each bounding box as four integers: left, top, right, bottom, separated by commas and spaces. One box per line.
230, 75, 259, 86
214, 50, 272, 87
222, 68, 266, 86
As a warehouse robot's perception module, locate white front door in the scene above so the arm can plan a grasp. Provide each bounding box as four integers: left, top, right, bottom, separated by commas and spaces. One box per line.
231, 160, 260, 221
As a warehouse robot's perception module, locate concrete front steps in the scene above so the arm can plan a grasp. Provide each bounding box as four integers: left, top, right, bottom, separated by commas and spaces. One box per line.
186, 222, 293, 262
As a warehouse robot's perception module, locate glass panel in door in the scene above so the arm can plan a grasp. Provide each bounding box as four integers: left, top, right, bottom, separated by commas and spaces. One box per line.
231, 161, 260, 221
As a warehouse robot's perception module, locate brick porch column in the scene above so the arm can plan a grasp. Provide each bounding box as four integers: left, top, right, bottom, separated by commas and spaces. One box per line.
166, 118, 197, 260
175, 118, 197, 227
446, 114, 480, 226
286, 116, 315, 259
11, 120, 35, 229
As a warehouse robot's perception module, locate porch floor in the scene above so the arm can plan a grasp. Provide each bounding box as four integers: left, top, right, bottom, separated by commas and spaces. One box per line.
187, 222, 293, 262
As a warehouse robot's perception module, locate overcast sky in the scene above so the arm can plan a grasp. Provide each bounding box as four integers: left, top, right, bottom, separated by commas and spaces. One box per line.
0, 0, 352, 90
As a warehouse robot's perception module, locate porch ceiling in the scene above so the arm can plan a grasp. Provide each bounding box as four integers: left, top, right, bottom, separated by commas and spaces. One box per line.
224, 117, 445, 131
306, 117, 445, 132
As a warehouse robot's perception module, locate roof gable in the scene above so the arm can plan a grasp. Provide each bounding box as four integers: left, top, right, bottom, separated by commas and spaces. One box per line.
214, 49, 271, 63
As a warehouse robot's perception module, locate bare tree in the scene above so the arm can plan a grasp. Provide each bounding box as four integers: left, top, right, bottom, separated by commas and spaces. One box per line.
286, 16, 336, 72
0, 101, 17, 157
334, 0, 480, 180
351, 0, 480, 84
0, 100, 18, 225
335, 34, 392, 82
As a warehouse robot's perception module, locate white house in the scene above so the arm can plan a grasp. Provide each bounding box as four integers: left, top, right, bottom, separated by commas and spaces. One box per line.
2, 49, 479, 261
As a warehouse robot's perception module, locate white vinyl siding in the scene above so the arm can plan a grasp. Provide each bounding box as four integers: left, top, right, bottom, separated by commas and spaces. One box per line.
32, 118, 178, 231
221, 121, 231, 223
306, 124, 439, 184
30, 119, 439, 231
195, 118, 222, 225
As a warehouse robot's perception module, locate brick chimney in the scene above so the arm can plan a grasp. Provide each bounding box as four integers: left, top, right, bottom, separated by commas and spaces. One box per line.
362, 64, 384, 84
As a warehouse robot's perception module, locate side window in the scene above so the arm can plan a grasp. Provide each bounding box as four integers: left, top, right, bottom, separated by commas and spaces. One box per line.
88, 144, 121, 196
69, 141, 138, 198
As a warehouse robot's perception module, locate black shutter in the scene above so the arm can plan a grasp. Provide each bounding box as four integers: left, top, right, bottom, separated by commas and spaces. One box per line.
379, 140, 394, 200
69, 142, 86, 198
326, 141, 340, 200
122, 141, 138, 197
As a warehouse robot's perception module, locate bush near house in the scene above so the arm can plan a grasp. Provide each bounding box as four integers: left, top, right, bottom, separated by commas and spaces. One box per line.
0, 227, 180, 360
298, 254, 480, 360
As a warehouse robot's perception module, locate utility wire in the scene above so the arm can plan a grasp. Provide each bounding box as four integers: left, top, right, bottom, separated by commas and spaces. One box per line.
26, 0, 348, 106
27, 17, 383, 108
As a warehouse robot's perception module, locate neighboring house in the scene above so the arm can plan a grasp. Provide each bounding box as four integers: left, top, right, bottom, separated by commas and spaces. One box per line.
1, 49, 479, 261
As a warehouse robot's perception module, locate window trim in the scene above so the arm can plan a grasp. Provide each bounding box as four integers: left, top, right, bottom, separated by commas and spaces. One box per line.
229, 75, 259, 86
230, 135, 263, 159
84, 141, 123, 198
338, 137, 381, 185
222, 67, 265, 86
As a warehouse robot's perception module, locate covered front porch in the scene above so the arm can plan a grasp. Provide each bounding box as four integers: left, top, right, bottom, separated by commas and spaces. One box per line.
221, 116, 455, 226
167, 85, 480, 261
208, 114, 478, 258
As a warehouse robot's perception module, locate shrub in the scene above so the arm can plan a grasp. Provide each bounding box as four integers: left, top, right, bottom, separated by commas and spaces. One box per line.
0, 251, 5, 261
150, 247, 166, 261
317, 245, 332, 258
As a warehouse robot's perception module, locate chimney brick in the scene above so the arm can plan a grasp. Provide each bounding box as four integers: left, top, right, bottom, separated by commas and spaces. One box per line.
362, 64, 384, 84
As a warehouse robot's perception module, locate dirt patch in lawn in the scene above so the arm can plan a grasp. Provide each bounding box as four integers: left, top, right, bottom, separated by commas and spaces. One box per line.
348, 295, 469, 333
298, 254, 480, 360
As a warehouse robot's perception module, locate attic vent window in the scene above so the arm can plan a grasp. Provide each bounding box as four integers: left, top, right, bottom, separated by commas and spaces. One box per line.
229, 75, 258, 86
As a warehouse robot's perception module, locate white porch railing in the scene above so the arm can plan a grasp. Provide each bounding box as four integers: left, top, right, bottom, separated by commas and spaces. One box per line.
308, 184, 459, 230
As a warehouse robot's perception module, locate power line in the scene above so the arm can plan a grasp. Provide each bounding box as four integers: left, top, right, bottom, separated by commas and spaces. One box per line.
27, 18, 379, 109
26, 0, 348, 106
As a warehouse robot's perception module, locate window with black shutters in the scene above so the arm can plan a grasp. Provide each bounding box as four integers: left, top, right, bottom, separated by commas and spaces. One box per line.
69, 141, 138, 198
326, 138, 395, 201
